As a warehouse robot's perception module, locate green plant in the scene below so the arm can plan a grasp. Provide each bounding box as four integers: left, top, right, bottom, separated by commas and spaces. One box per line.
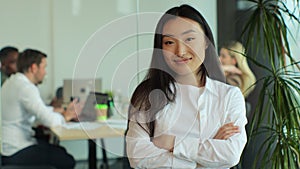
240, 0, 300, 168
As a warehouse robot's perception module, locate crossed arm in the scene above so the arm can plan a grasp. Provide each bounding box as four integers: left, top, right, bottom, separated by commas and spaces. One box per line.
152, 122, 240, 152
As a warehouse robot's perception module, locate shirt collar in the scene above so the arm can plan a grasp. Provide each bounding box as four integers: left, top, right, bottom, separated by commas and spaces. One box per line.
205, 76, 220, 97
16, 72, 32, 84
173, 76, 217, 95
205, 77, 213, 91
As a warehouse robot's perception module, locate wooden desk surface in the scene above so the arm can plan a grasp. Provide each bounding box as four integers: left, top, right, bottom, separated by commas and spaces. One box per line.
51, 122, 125, 141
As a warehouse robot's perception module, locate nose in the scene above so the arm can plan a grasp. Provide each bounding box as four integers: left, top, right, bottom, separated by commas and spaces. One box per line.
176, 41, 187, 58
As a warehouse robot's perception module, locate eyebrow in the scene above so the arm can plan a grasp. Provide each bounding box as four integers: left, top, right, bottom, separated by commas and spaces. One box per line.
162, 29, 197, 38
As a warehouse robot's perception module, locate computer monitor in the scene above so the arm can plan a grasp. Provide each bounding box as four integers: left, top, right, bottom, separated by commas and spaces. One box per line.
63, 78, 102, 104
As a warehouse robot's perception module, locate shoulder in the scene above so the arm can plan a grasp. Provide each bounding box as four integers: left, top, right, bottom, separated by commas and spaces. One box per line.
130, 79, 151, 103
5, 73, 37, 94
207, 78, 245, 112
133, 79, 151, 95
206, 77, 242, 98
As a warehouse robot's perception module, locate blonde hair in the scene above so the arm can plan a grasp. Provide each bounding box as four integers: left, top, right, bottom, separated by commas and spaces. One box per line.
223, 41, 256, 97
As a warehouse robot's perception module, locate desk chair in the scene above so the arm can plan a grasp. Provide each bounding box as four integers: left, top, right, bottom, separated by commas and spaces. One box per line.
0, 151, 57, 168
1, 166, 56, 169
0, 154, 57, 169
1, 133, 56, 169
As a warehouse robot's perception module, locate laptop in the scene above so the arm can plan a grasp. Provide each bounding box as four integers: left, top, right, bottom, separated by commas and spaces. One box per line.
77, 92, 109, 122
63, 78, 102, 104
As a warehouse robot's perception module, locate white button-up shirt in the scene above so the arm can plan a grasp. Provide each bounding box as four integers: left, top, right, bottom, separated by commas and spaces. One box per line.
126, 77, 247, 169
1, 73, 65, 156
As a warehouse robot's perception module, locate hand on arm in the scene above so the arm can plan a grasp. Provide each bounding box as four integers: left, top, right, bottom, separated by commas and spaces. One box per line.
152, 134, 175, 152
213, 122, 240, 140
173, 122, 244, 168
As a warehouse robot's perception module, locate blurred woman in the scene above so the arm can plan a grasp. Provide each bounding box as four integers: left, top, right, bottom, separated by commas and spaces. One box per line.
219, 41, 256, 98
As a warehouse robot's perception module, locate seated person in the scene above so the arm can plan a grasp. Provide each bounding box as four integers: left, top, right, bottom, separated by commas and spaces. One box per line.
1, 49, 79, 169
49, 86, 64, 108
219, 41, 256, 98
0, 46, 19, 85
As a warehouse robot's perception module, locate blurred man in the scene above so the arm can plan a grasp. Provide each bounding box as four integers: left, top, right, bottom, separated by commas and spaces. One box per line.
1, 49, 78, 169
0, 46, 19, 85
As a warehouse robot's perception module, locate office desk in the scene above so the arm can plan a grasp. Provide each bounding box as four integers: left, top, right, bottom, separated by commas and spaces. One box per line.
50, 120, 126, 169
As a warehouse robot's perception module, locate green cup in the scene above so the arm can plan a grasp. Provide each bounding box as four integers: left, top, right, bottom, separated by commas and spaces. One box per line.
95, 104, 108, 121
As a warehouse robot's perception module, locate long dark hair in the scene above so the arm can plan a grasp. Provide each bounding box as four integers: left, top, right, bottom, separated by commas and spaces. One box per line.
126, 4, 224, 138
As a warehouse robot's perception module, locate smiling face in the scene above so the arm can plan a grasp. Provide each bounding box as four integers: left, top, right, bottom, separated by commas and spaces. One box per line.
162, 17, 207, 82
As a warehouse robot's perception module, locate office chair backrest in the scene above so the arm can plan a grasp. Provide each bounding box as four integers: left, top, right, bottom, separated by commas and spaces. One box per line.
1, 166, 56, 169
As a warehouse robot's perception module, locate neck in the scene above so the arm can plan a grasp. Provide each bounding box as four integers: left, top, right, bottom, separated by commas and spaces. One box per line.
23, 72, 37, 85
175, 71, 206, 87
175, 73, 199, 87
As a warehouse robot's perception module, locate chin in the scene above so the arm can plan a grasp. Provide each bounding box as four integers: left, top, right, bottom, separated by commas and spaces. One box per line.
174, 70, 194, 76
173, 66, 196, 74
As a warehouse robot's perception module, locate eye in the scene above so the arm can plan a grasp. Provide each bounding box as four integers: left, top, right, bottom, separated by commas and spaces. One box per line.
185, 37, 195, 42
164, 40, 174, 45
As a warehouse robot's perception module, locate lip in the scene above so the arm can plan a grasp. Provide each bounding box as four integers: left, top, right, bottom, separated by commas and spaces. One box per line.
174, 57, 192, 63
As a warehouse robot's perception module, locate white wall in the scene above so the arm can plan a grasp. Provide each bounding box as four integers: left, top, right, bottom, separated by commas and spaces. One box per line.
52, 0, 138, 97
0, 0, 54, 102
0, 0, 217, 160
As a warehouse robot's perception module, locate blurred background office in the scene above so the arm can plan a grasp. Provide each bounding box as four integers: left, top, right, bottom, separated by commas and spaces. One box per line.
1, 0, 298, 168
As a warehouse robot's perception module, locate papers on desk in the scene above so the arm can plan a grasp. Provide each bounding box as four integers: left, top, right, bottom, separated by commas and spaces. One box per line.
62, 122, 102, 130
62, 119, 127, 130
105, 118, 128, 129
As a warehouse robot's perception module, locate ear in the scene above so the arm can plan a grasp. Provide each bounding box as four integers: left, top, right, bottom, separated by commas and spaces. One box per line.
205, 39, 209, 49
30, 63, 38, 73
232, 58, 237, 65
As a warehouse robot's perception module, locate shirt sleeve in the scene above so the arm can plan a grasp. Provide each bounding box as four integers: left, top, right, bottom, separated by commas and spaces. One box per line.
173, 87, 248, 168
20, 85, 65, 127
126, 121, 197, 169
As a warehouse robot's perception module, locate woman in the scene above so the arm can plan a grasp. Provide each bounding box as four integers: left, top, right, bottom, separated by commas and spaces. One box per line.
219, 41, 256, 98
126, 4, 247, 169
